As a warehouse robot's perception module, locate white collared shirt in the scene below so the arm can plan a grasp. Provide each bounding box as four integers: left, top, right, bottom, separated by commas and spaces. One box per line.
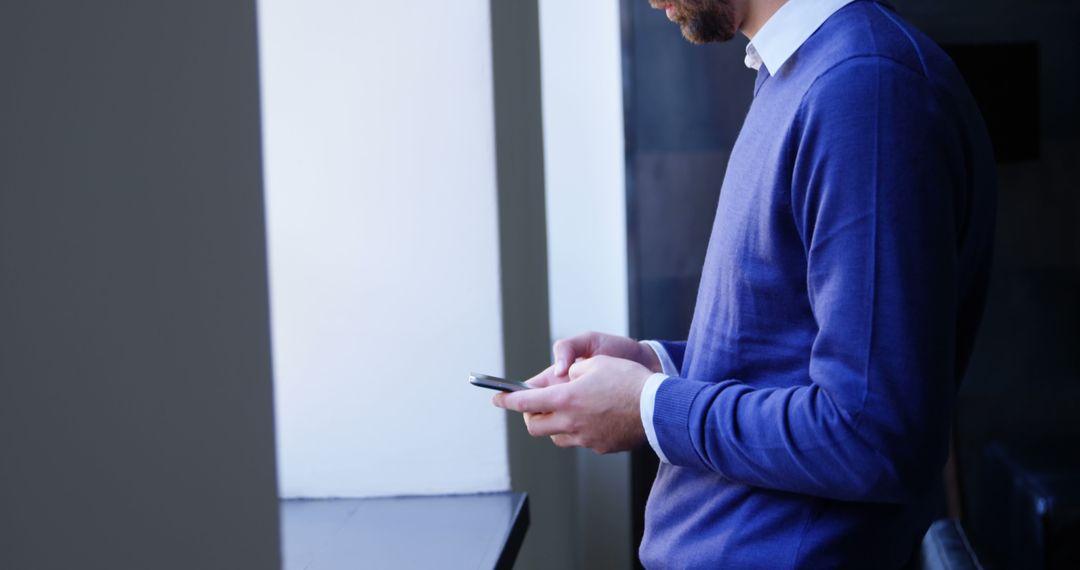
640, 0, 859, 465
744, 0, 858, 74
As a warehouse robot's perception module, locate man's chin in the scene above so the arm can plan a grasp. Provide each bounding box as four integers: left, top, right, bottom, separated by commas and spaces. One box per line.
665, 2, 739, 45
680, 23, 736, 45
680, 27, 708, 45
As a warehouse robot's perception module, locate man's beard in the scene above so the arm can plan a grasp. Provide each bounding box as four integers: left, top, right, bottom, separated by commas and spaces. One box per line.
653, 0, 738, 44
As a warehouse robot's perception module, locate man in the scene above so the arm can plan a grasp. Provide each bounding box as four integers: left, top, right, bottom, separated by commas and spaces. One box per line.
493, 0, 996, 567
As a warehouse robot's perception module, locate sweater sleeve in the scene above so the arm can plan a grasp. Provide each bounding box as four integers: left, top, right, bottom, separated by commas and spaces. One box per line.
655, 340, 687, 374
651, 58, 963, 503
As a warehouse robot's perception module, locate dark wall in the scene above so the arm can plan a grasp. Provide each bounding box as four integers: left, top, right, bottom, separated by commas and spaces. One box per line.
0, 2, 281, 568
892, 1, 1080, 563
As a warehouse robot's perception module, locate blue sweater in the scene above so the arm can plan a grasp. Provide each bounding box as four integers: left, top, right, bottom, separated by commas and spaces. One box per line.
639, 3, 996, 568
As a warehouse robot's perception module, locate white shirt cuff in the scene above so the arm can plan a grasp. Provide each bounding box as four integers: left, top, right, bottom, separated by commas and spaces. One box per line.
641, 340, 679, 376
639, 372, 671, 464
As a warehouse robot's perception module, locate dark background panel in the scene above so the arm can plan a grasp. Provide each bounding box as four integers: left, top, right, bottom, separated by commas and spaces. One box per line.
896, 3, 1080, 566
621, 0, 755, 343
942, 43, 1041, 163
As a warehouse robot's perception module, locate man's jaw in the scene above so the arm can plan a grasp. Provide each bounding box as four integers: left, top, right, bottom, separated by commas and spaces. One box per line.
649, 0, 744, 44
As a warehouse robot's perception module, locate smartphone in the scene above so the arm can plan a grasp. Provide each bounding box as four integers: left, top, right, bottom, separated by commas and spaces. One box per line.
469, 372, 531, 392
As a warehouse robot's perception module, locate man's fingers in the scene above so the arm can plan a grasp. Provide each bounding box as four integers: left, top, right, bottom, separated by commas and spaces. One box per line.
500, 384, 570, 414
552, 337, 583, 377
524, 365, 566, 388
552, 333, 599, 376
568, 356, 598, 380
551, 434, 580, 449
492, 368, 563, 408
523, 412, 573, 437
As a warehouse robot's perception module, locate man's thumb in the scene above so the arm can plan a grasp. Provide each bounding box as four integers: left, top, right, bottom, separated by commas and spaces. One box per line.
552, 342, 573, 376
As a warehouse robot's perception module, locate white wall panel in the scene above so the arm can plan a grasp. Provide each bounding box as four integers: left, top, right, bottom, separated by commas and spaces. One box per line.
540, 0, 630, 341
259, 0, 509, 498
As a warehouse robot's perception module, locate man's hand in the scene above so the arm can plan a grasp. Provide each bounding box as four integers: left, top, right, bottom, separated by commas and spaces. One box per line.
550, 331, 662, 378
492, 355, 652, 454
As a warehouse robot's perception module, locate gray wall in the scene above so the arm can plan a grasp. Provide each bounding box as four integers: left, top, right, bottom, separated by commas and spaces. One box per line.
0, 2, 281, 569
490, 2, 583, 568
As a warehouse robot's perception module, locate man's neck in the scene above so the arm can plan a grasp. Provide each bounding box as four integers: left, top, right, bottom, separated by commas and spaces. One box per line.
741, 0, 788, 39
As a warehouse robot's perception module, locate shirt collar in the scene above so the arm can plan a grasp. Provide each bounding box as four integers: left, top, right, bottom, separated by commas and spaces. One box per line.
744, 0, 859, 74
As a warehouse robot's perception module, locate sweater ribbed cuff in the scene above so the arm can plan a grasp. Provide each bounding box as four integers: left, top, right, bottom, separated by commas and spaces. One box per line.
653, 377, 711, 470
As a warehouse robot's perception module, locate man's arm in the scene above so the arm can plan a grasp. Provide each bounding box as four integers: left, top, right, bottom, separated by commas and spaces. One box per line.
650, 57, 963, 503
